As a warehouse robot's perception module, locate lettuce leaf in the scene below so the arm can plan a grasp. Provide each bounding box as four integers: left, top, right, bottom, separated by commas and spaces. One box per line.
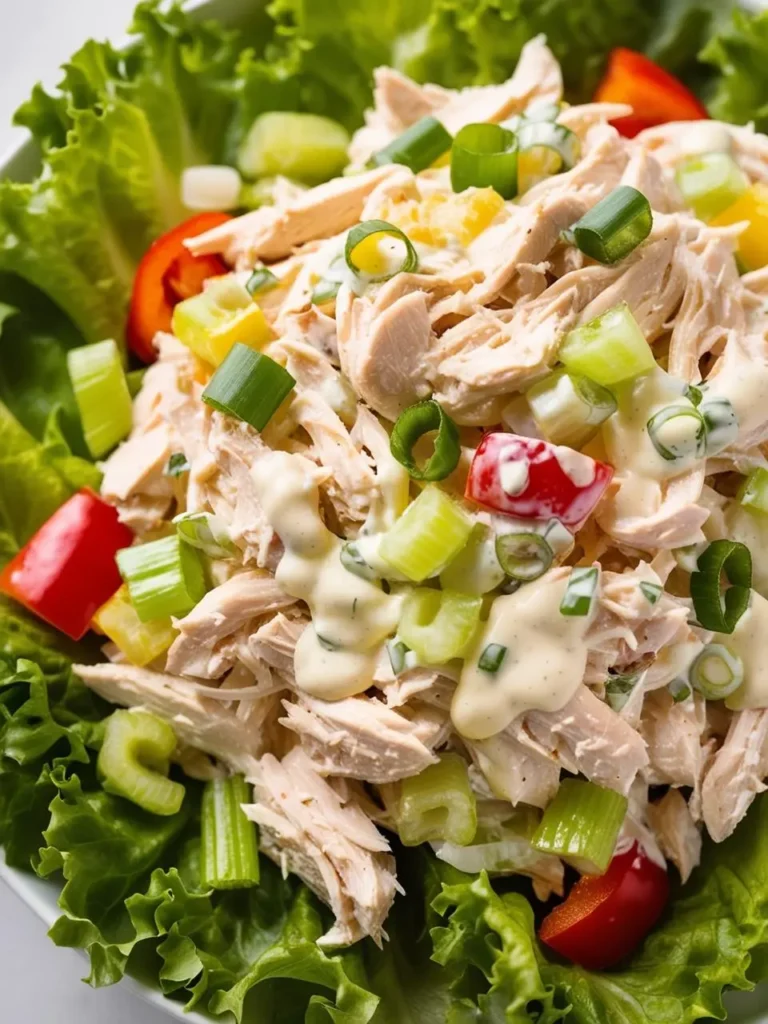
701, 10, 768, 132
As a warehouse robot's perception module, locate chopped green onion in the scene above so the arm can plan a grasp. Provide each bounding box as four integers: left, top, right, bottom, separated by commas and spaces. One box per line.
93, 586, 176, 668
126, 368, 147, 398
526, 369, 616, 448
311, 269, 343, 306
478, 642, 507, 674
165, 452, 190, 477
237, 112, 350, 185
605, 672, 639, 712
647, 404, 707, 462
387, 639, 410, 676
345, 220, 419, 282
379, 486, 473, 583
340, 541, 378, 582
245, 268, 279, 297
398, 753, 477, 847
701, 396, 739, 455
67, 339, 133, 458
439, 522, 506, 595
117, 535, 208, 623
495, 532, 553, 582
390, 400, 460, 482
686, 384, 703, 407
532, 778, 627, 875
450, 123, 518, 199
516, 121, 580, 193
98, 709, 185, 816
202, 343, 295, 431
201, 775, 260, 890
668, 677, 692, 703
690, 539, 752, 634
173, 511, 235, 560
370, 115, 453, 174
689, 642, 744, 700
559, 302, 655, 386
675, 153, 748, 222
739, 467, 768, 515
640, 581, 662, 605
567, 186, 653, 265
560, 566, 599, 617
398, 588, 482, 664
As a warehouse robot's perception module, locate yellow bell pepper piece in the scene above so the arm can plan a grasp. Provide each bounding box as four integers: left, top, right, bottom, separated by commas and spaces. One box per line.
711, 183, 768, 271
93, 586, 177, 667
172, 274, 271, 366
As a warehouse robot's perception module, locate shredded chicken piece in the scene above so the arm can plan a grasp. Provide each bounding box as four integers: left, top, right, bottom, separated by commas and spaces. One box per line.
701, 708, 768, 842
647, 790, 702, 882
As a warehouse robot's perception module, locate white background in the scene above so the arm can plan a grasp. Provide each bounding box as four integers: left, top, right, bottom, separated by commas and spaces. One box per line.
0, 4, 172, 1020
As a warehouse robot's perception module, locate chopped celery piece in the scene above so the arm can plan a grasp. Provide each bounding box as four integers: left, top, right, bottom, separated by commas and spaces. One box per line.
126, 367, 147, 398
238, 112, 350, 185
398, 588, 482, 664
739, 467, 768, 515
117, 535, 208, 623
675, 153, 748, 222
398, 753, 477, 847
93, 586, 176, 667
171, 274, 271, 367
379, 486, 473, 582
439, 522, 505, 594
67, 339, 132, 458
559, 302, 655, 386
98, 710, 185, 816
526, 369, 616, 448
532, 778, 627, 874
201, 775, 260, 889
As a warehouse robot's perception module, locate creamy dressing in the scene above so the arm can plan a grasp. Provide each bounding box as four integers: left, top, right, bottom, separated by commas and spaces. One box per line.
451, 569, 595, 740
553, 445, 596, 487
499, 458, 529, 496
250, 451, 401, 699
722, 592, 768, 710
706, 359, 768, 438
724, 503, 768, 598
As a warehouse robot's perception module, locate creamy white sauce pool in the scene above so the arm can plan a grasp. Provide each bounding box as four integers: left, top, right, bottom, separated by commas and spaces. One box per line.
723, 591, 768, 710
706, 358, 768, 438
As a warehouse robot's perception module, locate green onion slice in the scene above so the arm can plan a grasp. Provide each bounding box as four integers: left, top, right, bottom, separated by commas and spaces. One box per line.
165, 452, 190, 477
685, 384, 703, 407
690, 539, 752, 634
340, 541, 379, 582
739, 467, 768, 515
640, 581, 662, 605
689, 642, 744, 700
605, 672, 639, 712
369, 115, 452, 174
117, 535, 208, 623
495, 532, 553, 582
568, 186, 653, 265
451, 123, 518, 199
668, 677, 692, 703
387, 639, 410, 676
203, 343, 295, 432
701, 396, 739, 455
560, 566, 599, 617
516, 121, 580, 193
245, 268, 279, 297
390, 399, 461, 482
478, 642, 507, 674
647, 404, 707, 462
526, 369, 616, 448
173, 511, 235, 560
345, 220, 419, 283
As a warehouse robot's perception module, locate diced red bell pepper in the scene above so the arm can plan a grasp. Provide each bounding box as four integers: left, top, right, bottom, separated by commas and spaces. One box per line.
595, 48, 709, 139
465, 433, 613, 530
539, 842, 670, 970
126, 212, 231, 364
0, 489, 134, 641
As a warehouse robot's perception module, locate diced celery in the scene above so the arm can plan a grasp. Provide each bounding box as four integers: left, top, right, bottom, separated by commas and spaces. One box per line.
398, 753, 477, 847
67, 339, 133, 458
93, 586, 177, 667
398, 588, 482, 664
117, 535, 208, 623
171, 274, 271, 367
98, 709, 185, 816
439, 522, 506, 594
526, 369, 616, 448
559, 302, 656, 386
379, 486, 473, 582
238, 112, 350, 185
739, 467, 768, 516
675, 153, 748, 222
201, 775, 260, 889
532, 778, 627, 874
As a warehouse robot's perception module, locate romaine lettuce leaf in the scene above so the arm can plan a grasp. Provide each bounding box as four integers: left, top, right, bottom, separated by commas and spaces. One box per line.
701, 10, 768, 131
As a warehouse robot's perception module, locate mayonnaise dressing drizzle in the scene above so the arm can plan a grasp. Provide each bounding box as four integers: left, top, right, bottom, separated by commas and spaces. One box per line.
705, 357, 768, 438
251, 451, 401, 699
722, 591, 768, 710
451, 568, 596, 740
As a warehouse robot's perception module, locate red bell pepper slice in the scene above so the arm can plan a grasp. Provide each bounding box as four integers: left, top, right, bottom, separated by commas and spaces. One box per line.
0, 489, 134, 641
465, 433, 613, 530
539, 842, 669, 970
126, 212, 231, 364
595, 48, 709, 139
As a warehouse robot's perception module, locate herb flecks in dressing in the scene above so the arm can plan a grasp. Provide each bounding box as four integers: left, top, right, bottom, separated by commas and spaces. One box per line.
251, 451, 401, 699
451, 568, 596, 741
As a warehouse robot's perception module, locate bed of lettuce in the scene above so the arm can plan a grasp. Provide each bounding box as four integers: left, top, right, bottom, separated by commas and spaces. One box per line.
3, 1, 768, 1020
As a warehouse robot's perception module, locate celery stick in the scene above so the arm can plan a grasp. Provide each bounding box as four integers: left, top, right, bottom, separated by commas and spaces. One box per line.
532, 778, 627, 874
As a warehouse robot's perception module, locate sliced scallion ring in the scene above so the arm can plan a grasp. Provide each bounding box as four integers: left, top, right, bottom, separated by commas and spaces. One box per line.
526, 369, 616, 448
568, 186, 653, 265
647, 404, 706, 462
202, 344, 296, 431
701, 396, 739, 455
450, 123, 518, 199
668, 677, 692, 703
390, 399, 461, 482
387, 639, 410, 676
245, 268, 279, 297
478, 643, 507, 674
369, 115, 453, 174
516, 121, 580, 193
495, 532, 553, 582
345, 220, 418, 283
689, 643, 744, 700
340, 541, 379, 582
690, 539, 752, 634
605, 672, 638, 712
560, 566, 599, 617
